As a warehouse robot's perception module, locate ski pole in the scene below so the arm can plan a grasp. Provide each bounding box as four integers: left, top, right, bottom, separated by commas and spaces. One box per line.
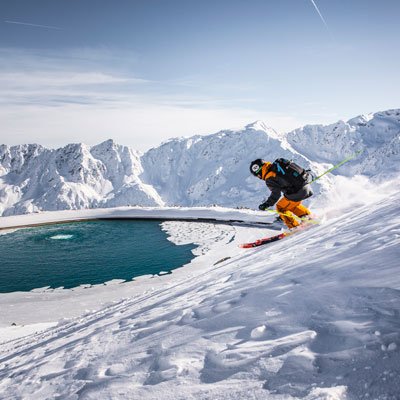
310, 150, 363, 183
265, 208, 293, 218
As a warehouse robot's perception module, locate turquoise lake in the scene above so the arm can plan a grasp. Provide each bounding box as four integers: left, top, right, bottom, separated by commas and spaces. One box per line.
0, 220, 196, 293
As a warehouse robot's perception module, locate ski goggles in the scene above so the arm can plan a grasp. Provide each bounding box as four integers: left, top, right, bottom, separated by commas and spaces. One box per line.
251, 164, 263, 176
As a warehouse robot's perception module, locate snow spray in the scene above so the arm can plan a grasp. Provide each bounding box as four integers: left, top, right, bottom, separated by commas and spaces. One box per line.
265, 150, 364, 220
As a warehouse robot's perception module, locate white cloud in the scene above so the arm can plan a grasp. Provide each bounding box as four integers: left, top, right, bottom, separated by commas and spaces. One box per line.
0, 71, 145, 88
0, 102, 309, 152
5, 20, 63, 30
0, 47, 322, 151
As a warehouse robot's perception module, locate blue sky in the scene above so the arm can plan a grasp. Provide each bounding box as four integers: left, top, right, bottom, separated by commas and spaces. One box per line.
1, 0, 399, 150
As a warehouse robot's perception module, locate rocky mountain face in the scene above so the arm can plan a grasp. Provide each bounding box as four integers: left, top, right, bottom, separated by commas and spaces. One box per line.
0, 109, 399, 216
0, 140, 163, 216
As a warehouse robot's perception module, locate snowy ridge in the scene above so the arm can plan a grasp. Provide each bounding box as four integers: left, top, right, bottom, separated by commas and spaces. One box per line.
287, 109, 400, 178
0, 108, 399, 216
0, 140, 163, 216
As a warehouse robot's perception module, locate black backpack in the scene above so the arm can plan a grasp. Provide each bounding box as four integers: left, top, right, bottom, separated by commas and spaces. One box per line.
271, 158, 312, 189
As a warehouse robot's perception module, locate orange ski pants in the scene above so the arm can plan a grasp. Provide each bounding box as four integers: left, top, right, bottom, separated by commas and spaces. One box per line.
276, 197, 311, 229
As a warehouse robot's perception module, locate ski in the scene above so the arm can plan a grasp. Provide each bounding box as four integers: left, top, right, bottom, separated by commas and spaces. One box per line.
239, 231, 290, 248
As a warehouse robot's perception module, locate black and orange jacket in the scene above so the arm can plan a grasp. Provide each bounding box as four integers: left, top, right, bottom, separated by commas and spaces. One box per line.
260, 163, 312, 206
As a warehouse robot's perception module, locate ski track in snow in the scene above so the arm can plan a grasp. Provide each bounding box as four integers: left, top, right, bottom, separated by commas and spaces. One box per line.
0, 193, 400, 399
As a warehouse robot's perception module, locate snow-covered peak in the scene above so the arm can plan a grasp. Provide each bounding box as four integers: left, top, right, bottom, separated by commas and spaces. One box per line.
245, 120, 281, 137
347, 112, 375, 126
0, 143, 47, 176
158, 121, 280, 149
91, 138, 118, 152
140, 122, 303, 207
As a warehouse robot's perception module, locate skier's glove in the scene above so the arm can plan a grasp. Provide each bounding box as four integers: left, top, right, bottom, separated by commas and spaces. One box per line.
258, 201, 271, 211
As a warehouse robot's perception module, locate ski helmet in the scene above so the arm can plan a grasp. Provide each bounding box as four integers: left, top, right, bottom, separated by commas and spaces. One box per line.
250, 159, 265, 176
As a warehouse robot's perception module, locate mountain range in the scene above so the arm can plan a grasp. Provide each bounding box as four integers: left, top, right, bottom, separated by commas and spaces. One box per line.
1, 109, 399, 216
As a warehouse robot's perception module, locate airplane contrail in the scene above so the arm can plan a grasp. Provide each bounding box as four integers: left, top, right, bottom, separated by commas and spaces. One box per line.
5, 20, 62, 30
309, 0, 333, 39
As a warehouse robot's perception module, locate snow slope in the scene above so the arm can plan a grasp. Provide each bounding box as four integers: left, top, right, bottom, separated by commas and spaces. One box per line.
1, 108, 399, 215
0, 181, 399, 399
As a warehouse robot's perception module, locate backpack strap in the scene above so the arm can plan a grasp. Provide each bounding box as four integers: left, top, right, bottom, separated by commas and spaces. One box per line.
272, 158, 290, 175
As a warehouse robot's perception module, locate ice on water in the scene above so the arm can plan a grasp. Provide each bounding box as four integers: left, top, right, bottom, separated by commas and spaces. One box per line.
49, 234, 74, 240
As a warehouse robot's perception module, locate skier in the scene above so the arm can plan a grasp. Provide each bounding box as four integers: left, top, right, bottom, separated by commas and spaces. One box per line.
250, 158, 313, 229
